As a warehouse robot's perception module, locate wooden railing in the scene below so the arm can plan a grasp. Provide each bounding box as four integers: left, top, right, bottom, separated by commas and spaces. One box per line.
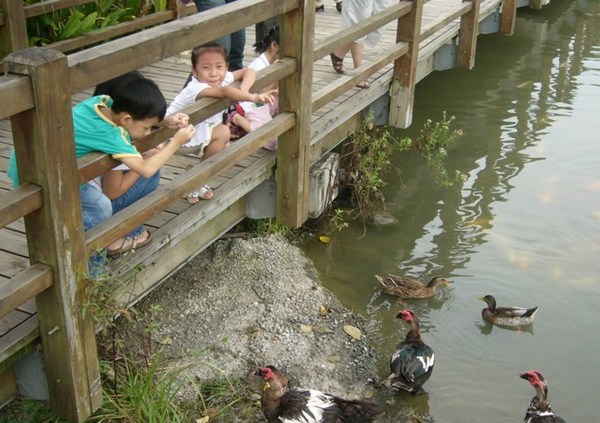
0, 0, 489, 420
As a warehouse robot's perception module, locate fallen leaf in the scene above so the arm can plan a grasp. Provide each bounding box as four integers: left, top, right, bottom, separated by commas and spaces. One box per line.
300, 324, 312, 333
328, 355, 341, 363
319, 235, 331, 243
319, 304, 331, 316
159, 337, 173, 345
343, 325, 362, 340
196, 416, 209, 423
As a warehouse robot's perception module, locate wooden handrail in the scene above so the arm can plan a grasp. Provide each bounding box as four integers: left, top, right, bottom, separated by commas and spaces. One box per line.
0, 74, 34, 119
68, 0, 298, 93
84, 112, 296, 254
313, 42, 409, 112
24, 0, 97, 18
420, 1, 471, 41
313, 1, 412, 61
0, 184, 43, 229
47, 11, 176, 54
76, 58, 297, 184
0, 264, 53, 319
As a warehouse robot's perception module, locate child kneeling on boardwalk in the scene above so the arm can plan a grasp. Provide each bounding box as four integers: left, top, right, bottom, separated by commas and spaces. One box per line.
8, 77, 195, 276
226, 25, 280, 151
167, 42, 277, 203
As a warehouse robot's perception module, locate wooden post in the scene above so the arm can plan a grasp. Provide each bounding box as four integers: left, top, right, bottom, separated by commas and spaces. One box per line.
457, 0, 481, 70
530, 0, 544, 9
276, 0, 314, 227
389, 0, 424, 128
500, 0, 517, 36
4, 47, 101, 422
167, 0, 187, 19
0, 0, 28, 60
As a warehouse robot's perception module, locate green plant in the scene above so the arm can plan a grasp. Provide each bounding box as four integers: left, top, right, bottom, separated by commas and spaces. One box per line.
91, 354, 190, 422
0, 398, 69, 423
244, 217, 293, 237
414, 111, 466, 186
23, 0, 162, 47
340, 113, 411, 223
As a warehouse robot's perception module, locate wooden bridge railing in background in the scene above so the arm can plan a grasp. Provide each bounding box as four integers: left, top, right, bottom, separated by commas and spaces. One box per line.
0, 0, 195, 64
0, 0, 481, 420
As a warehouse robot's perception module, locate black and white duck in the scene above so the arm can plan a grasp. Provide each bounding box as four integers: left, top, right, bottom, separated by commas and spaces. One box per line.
520, 370, 566, 422
255, 365, 380, 423
375, 275, 452, 299
385, 309, 434, 395
479, 294, 538, 327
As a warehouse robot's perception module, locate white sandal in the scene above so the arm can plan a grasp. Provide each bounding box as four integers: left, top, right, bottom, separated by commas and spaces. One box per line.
186, 185, 214, 203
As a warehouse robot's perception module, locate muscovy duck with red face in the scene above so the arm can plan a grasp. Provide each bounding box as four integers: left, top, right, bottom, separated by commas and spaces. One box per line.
385, 309, 434, 395
520, 370, 566, 423
255, 365, 380, 423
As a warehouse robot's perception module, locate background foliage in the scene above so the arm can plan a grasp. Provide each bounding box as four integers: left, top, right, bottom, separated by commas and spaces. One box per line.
23, 0, 168, 46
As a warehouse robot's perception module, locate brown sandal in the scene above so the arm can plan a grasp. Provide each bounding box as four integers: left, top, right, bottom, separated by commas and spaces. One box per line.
330, 53, 346, 74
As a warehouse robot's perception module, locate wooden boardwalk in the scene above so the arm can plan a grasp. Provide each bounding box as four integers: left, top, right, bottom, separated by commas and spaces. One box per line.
0, 0, 530, 378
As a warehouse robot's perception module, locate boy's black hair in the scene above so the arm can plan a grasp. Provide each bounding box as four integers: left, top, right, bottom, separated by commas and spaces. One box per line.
191, 42, 228, 67
253, 25, 279, 54
93, 70, 145, 97
108, 76, 167, 121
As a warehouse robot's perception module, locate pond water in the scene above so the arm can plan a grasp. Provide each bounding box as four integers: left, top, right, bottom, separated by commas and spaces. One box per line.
301, 1, 600, 421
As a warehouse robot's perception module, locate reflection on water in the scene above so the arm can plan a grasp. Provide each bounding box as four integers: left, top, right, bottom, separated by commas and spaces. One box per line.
301, 1, 600, 421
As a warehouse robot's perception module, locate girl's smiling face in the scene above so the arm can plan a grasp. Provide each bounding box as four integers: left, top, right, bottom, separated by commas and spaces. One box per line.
192, 51, 228, 87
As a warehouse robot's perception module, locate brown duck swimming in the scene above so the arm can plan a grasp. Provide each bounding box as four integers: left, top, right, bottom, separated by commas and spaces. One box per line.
375, 275, 452, 298
479, 295, 538, 327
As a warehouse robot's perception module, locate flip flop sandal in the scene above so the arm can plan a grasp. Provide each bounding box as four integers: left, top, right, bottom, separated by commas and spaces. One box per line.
107, 230, 152, 257
330, 53, 346, 74
186, 185, 214, 203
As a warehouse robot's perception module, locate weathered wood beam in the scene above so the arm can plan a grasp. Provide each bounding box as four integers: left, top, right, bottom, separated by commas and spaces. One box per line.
419, 2, 471, 42
4, 47, 101, 422
0, 75, 33, 119
0, 0, 28, 56
389, 0, 424, 128
313, 42, 408, 112
0, 184, 43, 230
23, 0, 96, 18
0, 264, 53, 319
313, 1, 412, 61
276, 0, 314, 227
68, 0, 298, 93
500, 0, 517, 35
85, 113, 295, 254
457, 0, 480, 70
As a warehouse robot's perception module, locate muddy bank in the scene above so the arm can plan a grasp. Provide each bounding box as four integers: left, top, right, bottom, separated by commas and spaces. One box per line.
120, 235, 424, 422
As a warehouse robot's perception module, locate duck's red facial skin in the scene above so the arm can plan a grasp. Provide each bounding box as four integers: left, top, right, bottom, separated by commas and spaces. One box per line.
258, 367, 275, 381
396, 309, 414, 323
521, 370, 545, 389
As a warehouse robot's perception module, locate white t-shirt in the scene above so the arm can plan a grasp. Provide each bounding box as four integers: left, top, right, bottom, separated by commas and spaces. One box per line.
248, 53, 270, 72
167, 72, 235, 148
240, 54, 271, 112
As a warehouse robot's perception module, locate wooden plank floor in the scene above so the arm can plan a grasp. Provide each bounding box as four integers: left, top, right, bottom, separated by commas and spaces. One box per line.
0, 0, 508, 360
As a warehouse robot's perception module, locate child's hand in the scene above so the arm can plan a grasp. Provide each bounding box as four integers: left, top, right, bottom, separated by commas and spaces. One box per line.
163, 112, 190, 129
171, 124, 195, 145
254, 89, 278, 105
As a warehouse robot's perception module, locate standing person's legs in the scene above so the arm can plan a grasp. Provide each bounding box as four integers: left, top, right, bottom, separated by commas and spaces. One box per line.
110, 171, 160, 238
80, 183, 112, 276
225, 0, 245, 71
193, 0, 230, 54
